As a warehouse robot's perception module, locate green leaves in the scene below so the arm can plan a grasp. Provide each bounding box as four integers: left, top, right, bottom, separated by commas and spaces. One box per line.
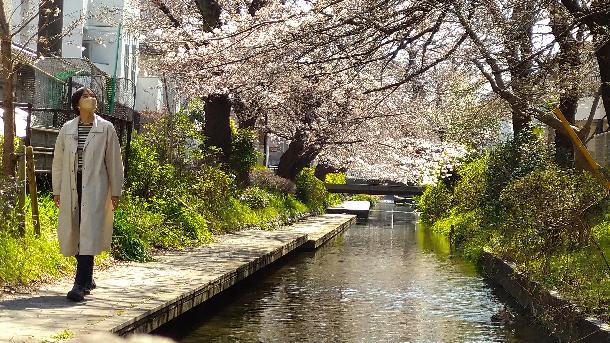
296, 167, 329, 214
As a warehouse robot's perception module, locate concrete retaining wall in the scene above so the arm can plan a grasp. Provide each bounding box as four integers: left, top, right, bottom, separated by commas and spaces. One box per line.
480, 250, 610, 342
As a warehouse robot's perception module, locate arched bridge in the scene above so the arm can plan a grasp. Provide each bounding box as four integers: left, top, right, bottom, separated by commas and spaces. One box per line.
324, 183, 424, 196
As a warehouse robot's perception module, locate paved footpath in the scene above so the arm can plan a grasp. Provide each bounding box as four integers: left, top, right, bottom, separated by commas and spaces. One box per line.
0, 214, 355, 343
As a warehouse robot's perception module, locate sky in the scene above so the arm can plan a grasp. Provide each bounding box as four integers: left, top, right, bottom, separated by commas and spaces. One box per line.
0, 107, 29, 138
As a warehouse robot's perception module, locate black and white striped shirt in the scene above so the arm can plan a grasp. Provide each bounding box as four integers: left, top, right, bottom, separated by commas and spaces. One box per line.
77, 122, 93, 171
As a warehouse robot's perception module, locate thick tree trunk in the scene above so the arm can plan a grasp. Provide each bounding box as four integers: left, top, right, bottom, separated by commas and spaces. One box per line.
1, 36, 15, 177
508, 2, 535, 137
511, 110, 531, 136
555, 96, 578, 166
194, 0, 222, 30
549, 4, 582, 167
276, 134, 318, 181
204, 94, 232, 164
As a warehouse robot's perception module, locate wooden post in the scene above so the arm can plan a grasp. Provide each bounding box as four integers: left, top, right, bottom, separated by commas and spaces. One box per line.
26, 146, 40, 236
16, 144, 26, 236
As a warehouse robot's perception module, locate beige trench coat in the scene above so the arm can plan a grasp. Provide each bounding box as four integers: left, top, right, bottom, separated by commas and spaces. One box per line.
52, 115, 124, 256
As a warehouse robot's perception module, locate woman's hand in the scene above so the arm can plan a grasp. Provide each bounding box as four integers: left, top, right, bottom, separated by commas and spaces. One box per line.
53, 195, 60, 208
111, 196, 119, 210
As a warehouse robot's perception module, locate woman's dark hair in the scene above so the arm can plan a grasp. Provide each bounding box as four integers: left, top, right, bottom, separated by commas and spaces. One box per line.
70, 87, 97, 116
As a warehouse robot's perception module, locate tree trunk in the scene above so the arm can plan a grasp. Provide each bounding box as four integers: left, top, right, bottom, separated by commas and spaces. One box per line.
1, 34, 15, 177
555, 95, 578, 167
508, 1, 535, 137
194, 0, 222, 30
511, 110, 531, 136
276, 134, 318, 181
549, 4, 582, 167
204, 94, 232, 164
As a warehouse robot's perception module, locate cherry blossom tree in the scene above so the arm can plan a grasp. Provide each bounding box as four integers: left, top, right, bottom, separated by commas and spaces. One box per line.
135, 0, 607, 182
135, 0, 478, 180
450, 0, 607, 168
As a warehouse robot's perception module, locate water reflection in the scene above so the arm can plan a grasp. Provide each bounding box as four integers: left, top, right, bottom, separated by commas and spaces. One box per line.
156, 201, 553, 343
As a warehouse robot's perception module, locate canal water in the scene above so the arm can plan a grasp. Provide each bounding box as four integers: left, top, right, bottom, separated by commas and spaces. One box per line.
155, 200, 553, 342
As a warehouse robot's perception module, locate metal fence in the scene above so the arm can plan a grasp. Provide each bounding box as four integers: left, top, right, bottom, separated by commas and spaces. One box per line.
7, 57, 136, 180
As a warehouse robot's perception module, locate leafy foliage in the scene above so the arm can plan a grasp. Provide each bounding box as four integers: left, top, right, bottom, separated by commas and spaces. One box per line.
229, 124, 261, 184
248, 167, 296, 194
324, 172, 346, 207
0, 196, 73, 286
296, 167, 329, 214
239, 187, 272, 209
417, 181, 454, 226
418, 131, 610, 318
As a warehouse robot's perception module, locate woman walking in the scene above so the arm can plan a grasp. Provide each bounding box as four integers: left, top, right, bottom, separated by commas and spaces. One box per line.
52, 87, 124, 302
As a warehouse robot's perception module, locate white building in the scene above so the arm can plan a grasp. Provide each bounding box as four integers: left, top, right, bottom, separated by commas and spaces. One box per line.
7, 0, 174, 116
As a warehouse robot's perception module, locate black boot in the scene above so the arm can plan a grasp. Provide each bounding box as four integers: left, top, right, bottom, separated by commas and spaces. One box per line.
69, 254, 93, 301
84, 278, 96, 295
84, 255, 95, 295
67, 283, 86, 302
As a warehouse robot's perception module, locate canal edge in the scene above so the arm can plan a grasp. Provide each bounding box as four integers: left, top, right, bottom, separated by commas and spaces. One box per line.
301, 214, 357, 250
109, 214, 356, 337
480, 250, 610, 342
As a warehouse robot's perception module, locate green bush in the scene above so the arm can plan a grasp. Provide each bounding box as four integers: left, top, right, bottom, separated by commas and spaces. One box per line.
239, 187, 272, 209
0, 196, 74, 286
497, 166, 603, 260
296, 167, 329, 213
430, 208, 487, 261
417, 129, 610, 318
229, 126, 260, 183
453, 152, 488, 212
325, 172, 346, 207
248, 167, 296, 194
483, 131, 552, 210
417, 181, 453, 226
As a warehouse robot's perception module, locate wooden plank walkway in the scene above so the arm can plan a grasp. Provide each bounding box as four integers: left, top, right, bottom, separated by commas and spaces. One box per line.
0, 214, 355, 343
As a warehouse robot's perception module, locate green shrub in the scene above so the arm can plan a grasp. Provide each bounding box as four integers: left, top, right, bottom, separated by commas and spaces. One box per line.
296, 167, 328, 213
483, 130, 552, 209
325, 172, 346, 207
430, 208, 488, 261
248, 167, 296, 194
497, 166, 603, 261
453, 152, 488, 211
416, 129, 610, 319
239, 187, 272, 209
417, 181, 453, 226
0, 196, 74, 286
112, 195, 155, 262
229, 126, 260, 183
